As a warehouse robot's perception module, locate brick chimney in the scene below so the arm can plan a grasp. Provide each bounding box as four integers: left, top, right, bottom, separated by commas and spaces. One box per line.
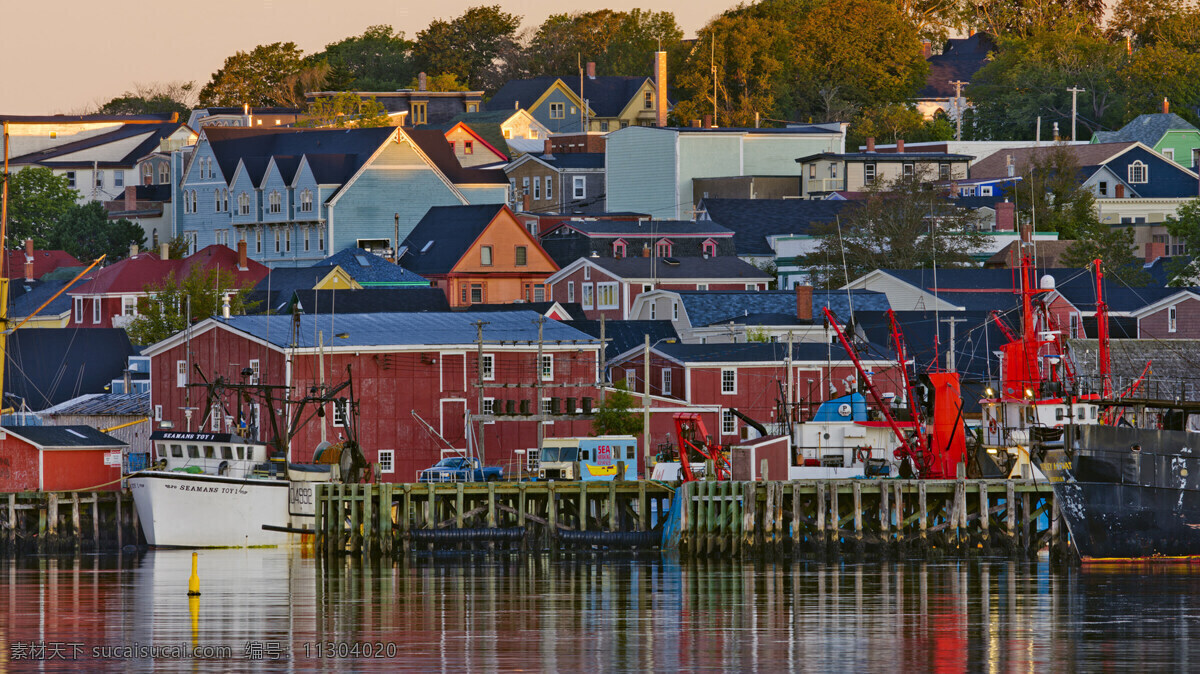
124, 185, 137, 212
995, 200, 1015, 232
586, 62, 596, 79
896, 138, 905, 153
1164, 97, 1170, 114
160, 242, 170, 260
703, 114, 713, 128
795, 284, 813, 321
866, 137, 876, 152
922, 40, 932, 59
654, 51, 668, 128
237, 239, 248, 271
691, 119, 702, 128
417, 72, 427, 91
544, 137, 553, 155
1115, 184, 1125, 199
24, 238, 34, 281
522, 192, 531, 212
1145, 241, 1166, 262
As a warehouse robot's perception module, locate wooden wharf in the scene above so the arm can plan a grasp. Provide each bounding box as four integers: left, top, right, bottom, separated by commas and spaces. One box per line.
314, 478, 1066, 561
0, 491, 141, 554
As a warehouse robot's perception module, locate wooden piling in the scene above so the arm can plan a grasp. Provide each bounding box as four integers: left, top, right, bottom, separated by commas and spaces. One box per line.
852, 482, 863, 546
918, 481, 928, 543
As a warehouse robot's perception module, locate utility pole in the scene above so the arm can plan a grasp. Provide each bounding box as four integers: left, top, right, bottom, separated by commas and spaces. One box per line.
643, 333, 651, 470
785, 330, 794, 432
598, 315, 607, 401
535, 316, 545, 461
940, 316, 967, 373
711, 38, 718, 127
1067, 86, 1086, 142
950, 80, 968, 142
474, 320, 488, 465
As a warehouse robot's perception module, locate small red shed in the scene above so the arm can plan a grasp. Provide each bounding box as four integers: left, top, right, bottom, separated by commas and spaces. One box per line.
0, 426, 128, 492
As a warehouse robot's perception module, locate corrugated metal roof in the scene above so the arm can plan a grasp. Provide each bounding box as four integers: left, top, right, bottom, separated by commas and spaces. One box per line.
41, 392, 150, 416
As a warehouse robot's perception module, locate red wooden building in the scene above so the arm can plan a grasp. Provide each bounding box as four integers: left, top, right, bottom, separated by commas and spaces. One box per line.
607, 342, 905, 454
142, 311, 602, 481
0, 426, 127, 492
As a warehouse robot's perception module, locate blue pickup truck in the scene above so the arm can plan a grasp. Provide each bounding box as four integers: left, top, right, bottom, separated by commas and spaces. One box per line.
417, 457, 503, 483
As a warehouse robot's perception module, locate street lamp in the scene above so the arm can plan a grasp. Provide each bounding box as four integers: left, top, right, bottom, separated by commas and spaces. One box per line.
643, 335, 676, 477
514, 449, 526, 483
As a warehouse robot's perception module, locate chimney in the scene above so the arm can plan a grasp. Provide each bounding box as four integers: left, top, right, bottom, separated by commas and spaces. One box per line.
896, 138, 905, 153
1115, 184, 1125, 198
922, 40, 932, 59
1163, 97, 1170, 114
522, 192, 531, 212
642, 243, 650, 258
129, 243, 139, 258
795, 285, 813, 322
544, 137, 553, 155
1145, 241, 1166, 262
24, 238, 34, 281
703, 114, 713, 129
654, 51, 668, 128
124, 185, 136, 211
691, 119, 702, 128
222, 295, 231, 319
995, 200, 1015, 232
417, 72, 427, 91
586, 62, 596, 79
237, 239, 248, 271
866, 137, 875, 152
160, 242, 170, 260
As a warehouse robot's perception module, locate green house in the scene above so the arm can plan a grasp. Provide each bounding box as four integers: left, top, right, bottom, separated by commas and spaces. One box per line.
1092, 112, 1200, 169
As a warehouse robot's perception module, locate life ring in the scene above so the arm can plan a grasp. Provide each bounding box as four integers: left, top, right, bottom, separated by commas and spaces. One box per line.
988, 419, 998, 434
855, 446, 872, 464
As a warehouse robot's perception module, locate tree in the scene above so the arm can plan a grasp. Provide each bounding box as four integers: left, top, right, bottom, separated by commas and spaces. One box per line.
96, 81, 195, 117
1164, 198, 1200, 284
1006, 144, 1100, 239
270, 60, 333, 109
125, 267, 256, 345
525, 10, 684, 78
592, 381, 644, 436
317, 25, 415, 91
412, 6, 522, 92
1060, 221, 1151, 286
406, 74, 469, 92
1108, 0, 1200, 47
298, 93, 390, 128
803, 170, 987, 287
963, 0, 1106, 38
3, 167, 78, 248
46, 202, 146, 263
198, 42, 308, 107
1121, 44, 1200, 126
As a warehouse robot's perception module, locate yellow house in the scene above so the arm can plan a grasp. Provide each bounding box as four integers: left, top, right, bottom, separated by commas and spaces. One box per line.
488, 73, 667, 135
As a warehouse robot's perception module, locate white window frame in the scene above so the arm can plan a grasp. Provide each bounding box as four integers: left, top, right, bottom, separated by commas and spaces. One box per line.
540, 398, 554, 424
1128, 161, 1148, 184
567, 281, 575, 303
92, 298, 102, 324
545, 176, 553, 201
275, 230, 281, 254
864, 163, 877, 185
721, 368, 737, 394
625, 368, 637, 390
176, 360, 188, 388
482, 354, 495, 381
74, 297, 84, 322
696, 283, 708, 291
582, 283, 594, 310
238, 193, 250, 215
1164, 148, 1175, 162
300, 189, 313, 213
722, 409, 737, 436
378, 449, 395, 474
596, 282, 619, 310
1169, 305, 1178, 333
114, 171, 124, 188
248, 359, 261, 384
583, 265, 591, 280
122, 296, 138, 317
269, 191, 282, 214
573, 176, 586, 199
533, 177, 541, 201
662, 368, 672, 395
482, 398, 495, 423
541, 354, 554, 382
332, 400, 348, 427
158, 165, 169, 183
154, 405, 162, 421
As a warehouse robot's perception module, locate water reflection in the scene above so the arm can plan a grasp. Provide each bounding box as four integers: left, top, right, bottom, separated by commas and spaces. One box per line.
0, 551, 1197, 671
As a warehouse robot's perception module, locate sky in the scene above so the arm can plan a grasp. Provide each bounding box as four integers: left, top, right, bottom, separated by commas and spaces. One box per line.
1, 0, 732, 115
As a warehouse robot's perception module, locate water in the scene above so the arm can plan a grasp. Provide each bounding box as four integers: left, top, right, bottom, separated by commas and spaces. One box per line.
1, 550, 1198, 672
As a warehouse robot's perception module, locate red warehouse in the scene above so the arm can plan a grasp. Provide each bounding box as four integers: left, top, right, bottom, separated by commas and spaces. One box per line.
0, 426, 127, 492
143, 311, 603, 481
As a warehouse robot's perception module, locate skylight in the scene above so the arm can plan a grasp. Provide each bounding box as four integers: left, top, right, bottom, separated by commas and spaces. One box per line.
421, 241, 434, 253
355, 254, 371, 267
66, 429, 88, 439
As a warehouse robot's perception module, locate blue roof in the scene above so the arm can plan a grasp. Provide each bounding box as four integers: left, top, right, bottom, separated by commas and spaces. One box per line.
318, 248, 429, 286
400, 204, 508, 275
1092, 113, 1199, 147
488, 76, 657, 118
203, 127, 395, 189
676, 289, 889, 328
5, 328, 136, 410
10, 279, 72, 318
700, 198, 859, 256
655, 341, 894, 364
532, 152, 605, 170
564, 320, 679, 361
553, 219, 732, 237
219, 311, 598, 348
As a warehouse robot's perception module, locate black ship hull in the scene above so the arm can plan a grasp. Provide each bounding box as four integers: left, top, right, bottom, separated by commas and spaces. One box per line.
1038, 425, 1200, 561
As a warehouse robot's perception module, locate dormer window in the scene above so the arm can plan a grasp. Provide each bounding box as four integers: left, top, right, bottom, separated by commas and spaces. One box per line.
299, 189, 313, 213
1128, 160, 1148, 184
655, 239, 672, 258
238, 193, 250, 216
613, 239, 627, 258
701, 239, 717, 257
268, 191, 281, 214
158, 164, 169, 184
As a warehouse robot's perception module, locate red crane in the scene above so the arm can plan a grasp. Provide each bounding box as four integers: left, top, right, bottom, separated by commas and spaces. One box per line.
672, 413, 731, 482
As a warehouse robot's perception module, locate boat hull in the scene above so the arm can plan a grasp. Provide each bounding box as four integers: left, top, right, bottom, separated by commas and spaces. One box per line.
129, 471, 291, 547
1039, 425, 1200, 561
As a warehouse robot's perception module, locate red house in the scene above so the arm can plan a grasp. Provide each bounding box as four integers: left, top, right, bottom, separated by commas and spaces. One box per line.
607, 342, 904, 454
68, 243, 268, 329
8, 239, 81, 281
546, 257, 773, 320
1136, 289, 1200, 339
142, 311, 602, 481
0, 426, 127, 492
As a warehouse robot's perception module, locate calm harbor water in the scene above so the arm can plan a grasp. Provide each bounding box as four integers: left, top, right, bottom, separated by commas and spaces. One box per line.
0, 549, 1196, 672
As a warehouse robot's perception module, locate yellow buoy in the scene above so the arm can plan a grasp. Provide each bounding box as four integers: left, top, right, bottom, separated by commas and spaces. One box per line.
187, 552, 201, 596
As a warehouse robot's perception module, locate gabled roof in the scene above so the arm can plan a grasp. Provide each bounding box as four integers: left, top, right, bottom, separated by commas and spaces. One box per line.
399, 204, 510, 274
70, 245, 267, 296
674, 289, 890, 328
969, 143, 1138, 180
465, 301, 583, 319
488, 76, 657, 118
5, 328, 136, 410
653, 342, 895, 365
564, 320, 679, 362
319, 248, 429, 286
584, 256, 772, 281
10, 279, 72, 319
699, 198, 859, 256
40, 391, 150, 417
291, 288, 449, 314
918, 33, 996, 99
405, 129, 509, 184
6, 249, 81, 280
422, 120, 510, 161
1092, 113, 1199, 148
1, 425, 127, 449
545, 219, 732, 237
202, 126, 395, 189
9, 122, 185, 168
248, 264, 347, 311
521, 152, 605, 170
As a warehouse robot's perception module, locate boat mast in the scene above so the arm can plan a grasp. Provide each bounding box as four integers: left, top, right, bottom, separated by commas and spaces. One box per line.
1095, 259, 1112, 397
1, 121, 9, 411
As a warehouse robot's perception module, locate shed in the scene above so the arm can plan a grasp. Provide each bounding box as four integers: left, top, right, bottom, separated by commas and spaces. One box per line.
0, 425, 128, 491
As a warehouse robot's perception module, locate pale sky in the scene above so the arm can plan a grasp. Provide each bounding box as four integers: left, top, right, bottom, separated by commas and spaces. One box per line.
1, 0, 731, 115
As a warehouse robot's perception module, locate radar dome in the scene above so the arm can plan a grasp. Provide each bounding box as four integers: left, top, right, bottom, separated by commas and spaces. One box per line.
1039, 274, 1056, 290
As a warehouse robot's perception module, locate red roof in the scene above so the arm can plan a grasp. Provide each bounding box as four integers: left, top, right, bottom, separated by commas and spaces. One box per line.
7, 249, 82, 280
70, 245, 269, 296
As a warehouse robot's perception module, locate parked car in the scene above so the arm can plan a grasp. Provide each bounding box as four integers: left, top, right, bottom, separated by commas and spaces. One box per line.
417, 457, 503, 483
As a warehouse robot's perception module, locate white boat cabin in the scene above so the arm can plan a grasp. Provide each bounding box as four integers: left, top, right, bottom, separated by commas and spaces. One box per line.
149, 431, 279, 480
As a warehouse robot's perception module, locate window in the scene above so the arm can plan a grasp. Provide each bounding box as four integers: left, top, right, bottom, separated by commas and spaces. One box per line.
470, 283, 483, 304
142, 164, 153, 184
600, 121, 610, 132
644, 91, 653, 110
299, 189, 313, 213
902, 163, 914, 179
522, 177, 529, 200
625, 369, 638, 390
809, 164, 816, 179
284, 228, 291, 253
254, 230, 262, 254
702, 239, 717, 257
582, 283, 594, 309
378, 449, 394, 474
274, 230, 281, 253
1069, 313, 1080, 338
214, 190, 222, 212
864, 163, 876, 185
154, 405, 162, 422
410, 102, 427, 125
268, 191, 281, 214
650, 302, 656, 319
1164, 148, 1175, 162
613, 240, 626, 258
545, 176, 552, 201
980, 186, 993, 197
114, 171, 124, 188
249, 359, 260, 384
449, 141, 456, 153
481, 354, 495, 380
319, 227, 325, 251
1170, 305, 1178, 333
655, 240, 672, 257
830, 163, 838, 179
467, 103, 479, 113
481, 246, 493, 266
567, 281, 575, 303
482, 399, 495, 419
177, 360, 188, 388
222, 190, 229, 212
939, 163, 950, 181
533, 285, 545, 302
74, 297, 83, 322
238, 193, 250, 215
533, 178, 541, 200
722, 409, 737, 435
331, 399, 348, 427
673, 302, 679, 320
1098, 181, 1108, 197
721, 368, 736, 394
540, 398, 553, 422
515, 246, 527, 266
122, 296, 137, 317
464, 141, 474, 155
596, 282, 618, 310
696, 283, 708, 291
65, 171, 76, 188
95, 170, 104, 188
158, 164, 169, 184
662, 368, 672, 395
541, 354, 553, 381
1128, 160, 1148, 184
549, 102, 565, 119
573, 176, 586, 199
92, 298, 102, 324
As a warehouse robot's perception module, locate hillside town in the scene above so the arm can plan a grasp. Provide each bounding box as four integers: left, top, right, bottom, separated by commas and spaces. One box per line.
2, 0, 1200, 500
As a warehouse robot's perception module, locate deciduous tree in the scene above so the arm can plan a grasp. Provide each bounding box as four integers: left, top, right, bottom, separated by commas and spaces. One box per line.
96, 81, 195, 117
592, 382, 644, 436
198, 42, 308, 107
3, 167, 77, 248
46, 202, 145, 263
125, 267, 255, 346
411, 6, 521, 92
317, 25, 415, 91
297, 93, 390, 128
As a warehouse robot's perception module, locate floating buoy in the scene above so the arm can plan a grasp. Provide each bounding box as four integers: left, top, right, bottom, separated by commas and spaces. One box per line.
187, 552, 201, 596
